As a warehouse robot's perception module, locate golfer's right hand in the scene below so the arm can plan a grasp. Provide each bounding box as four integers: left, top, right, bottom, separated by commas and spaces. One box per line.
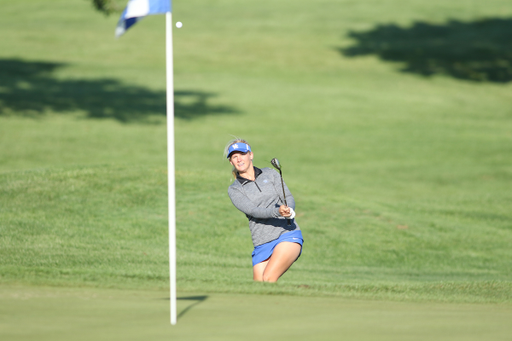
279, 205, 291, 217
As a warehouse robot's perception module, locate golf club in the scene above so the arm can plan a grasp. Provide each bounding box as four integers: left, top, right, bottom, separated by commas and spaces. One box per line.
270, 158, 291, 225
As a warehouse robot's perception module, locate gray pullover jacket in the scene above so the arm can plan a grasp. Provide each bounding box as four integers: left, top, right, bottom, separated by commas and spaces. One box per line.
228, 167, 300, 247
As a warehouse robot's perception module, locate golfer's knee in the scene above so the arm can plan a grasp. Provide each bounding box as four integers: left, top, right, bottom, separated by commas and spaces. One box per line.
262, 272, 278, 282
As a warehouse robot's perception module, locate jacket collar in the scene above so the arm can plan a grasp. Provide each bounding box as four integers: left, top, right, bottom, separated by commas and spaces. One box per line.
236, 166, 262, 185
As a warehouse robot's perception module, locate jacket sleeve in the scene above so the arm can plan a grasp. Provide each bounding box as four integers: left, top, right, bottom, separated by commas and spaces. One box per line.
271, 169, 295, 210
228, 186, 281, 219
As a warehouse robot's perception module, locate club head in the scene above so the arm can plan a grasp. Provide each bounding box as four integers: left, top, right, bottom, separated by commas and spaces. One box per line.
270, 158, 281, 171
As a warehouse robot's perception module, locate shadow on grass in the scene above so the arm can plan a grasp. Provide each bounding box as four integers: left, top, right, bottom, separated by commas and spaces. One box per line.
0, 58, 239, 122
161, 295, 208, 320
339, 17, 512, 83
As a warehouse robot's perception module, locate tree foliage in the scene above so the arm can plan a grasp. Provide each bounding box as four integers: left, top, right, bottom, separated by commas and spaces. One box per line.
90, 0, 125, 15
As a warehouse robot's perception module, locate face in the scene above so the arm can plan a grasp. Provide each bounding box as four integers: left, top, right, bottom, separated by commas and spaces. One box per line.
229, 151, 253, 174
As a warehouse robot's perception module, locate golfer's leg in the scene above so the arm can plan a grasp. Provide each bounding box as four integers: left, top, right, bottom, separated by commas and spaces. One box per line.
253, 259, 269, 281
262, 242, 301, 282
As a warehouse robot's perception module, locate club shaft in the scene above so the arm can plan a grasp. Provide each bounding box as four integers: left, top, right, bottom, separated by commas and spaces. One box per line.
279, 170, 291, 226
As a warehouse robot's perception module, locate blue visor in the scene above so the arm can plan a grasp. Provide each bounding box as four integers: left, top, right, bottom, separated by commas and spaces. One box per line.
227, 143, 251, 158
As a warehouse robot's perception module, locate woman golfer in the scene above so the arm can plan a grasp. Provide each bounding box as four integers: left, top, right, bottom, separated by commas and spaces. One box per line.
225, 139, 303, 282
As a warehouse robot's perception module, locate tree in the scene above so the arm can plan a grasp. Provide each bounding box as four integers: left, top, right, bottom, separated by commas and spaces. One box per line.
89, 0, 125, 15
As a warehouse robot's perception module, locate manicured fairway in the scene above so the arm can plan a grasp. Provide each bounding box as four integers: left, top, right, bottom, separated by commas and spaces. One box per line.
1, 285, 511, 341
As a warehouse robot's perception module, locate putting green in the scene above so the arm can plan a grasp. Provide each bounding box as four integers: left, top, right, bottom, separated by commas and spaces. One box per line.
1, 285, 511, 341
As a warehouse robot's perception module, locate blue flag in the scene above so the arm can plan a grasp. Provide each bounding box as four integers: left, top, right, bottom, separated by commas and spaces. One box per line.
116, 0, 172, 38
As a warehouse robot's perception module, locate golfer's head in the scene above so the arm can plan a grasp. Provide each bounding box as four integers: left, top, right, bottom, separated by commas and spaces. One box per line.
225, 139, 253, 176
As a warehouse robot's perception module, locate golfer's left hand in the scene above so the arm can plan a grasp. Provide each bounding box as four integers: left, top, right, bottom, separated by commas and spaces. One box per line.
279, 205, 291, 217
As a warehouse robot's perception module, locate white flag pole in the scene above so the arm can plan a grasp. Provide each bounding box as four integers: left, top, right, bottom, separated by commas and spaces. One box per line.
165, 11, 177, 325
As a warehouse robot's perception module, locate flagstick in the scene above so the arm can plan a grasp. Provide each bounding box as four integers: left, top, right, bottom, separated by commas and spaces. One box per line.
166, 11, 177, 326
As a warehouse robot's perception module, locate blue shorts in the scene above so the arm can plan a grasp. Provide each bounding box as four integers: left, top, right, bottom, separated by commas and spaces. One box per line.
251, 230, 304, 266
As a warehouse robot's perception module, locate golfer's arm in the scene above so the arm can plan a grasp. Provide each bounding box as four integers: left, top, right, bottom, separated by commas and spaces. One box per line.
228, 189, 281, 219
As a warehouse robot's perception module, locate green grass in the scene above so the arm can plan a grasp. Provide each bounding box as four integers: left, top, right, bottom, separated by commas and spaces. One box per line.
1, 0, 512, 314
1, 285, 512, 341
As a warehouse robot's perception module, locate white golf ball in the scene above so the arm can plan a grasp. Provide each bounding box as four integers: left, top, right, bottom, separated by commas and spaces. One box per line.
176, 22, 183, 28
